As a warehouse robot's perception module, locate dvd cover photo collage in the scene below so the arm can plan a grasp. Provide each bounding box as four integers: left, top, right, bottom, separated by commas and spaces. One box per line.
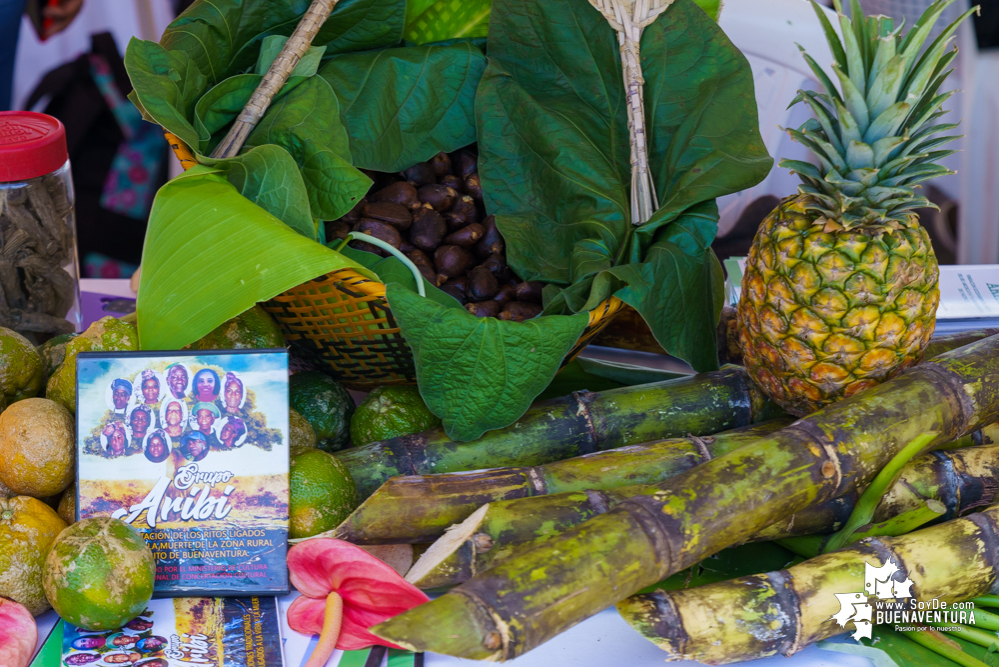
63, 609, 165, 666
97, 363, 252, 463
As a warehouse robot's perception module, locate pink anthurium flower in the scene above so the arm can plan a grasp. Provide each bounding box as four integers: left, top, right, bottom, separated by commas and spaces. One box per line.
286, 539, 429, 666
0, 597, 37, 667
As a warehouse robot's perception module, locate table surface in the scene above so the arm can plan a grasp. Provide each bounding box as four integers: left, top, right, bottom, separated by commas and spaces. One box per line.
33, 595, 874, 667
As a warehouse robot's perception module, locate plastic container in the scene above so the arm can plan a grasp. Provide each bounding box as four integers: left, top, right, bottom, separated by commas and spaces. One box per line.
0, 111, 81, 341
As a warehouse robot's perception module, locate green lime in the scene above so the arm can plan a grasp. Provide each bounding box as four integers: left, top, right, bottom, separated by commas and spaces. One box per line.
350, 385, 440, 446
0, 327, 44, 405
43, 517, 155, 630
35, 333, 77, 382
185, 304, 285, 350
289, 408, 317, 456
46, 317, 138, 414
288, 449, 357, 539
289, 371, 355, 452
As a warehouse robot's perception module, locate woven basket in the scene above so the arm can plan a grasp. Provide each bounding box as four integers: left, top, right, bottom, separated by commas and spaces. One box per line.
165, 132, 624, 390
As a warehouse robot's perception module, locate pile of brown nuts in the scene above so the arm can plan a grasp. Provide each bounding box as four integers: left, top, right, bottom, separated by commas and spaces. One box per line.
325, 148, 545, 321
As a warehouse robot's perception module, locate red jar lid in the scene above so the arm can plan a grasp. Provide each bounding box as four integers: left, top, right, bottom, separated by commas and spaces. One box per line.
0, 111, 68, 182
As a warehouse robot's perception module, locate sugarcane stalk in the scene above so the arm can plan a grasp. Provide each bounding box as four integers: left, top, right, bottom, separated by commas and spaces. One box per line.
614, 504, 999, 664
335, 366, 783, 499
372, 334, 999, 659
210, 0, 338, 158
405, 436, 999, 590
337, 329, 992, 500
336, 419, 791, 545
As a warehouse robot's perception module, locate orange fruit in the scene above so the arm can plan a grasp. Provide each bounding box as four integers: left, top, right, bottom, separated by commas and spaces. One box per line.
0, 398, 75, 498
0, 495, 68, 615
57, 483, 76, 525
289, 449, 357, 539
43, 517, 155, 630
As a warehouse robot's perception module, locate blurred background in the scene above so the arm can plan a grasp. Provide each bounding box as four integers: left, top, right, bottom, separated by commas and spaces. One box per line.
3, 0, 999, 276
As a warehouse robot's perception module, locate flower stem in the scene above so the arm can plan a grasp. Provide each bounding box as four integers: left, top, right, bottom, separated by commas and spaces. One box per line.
899, 628, 990, 667
305, 591, 344, 667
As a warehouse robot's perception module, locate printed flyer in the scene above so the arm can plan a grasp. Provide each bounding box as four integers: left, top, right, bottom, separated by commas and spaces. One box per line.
75, 350, 290, 596
60, 597, 284, 666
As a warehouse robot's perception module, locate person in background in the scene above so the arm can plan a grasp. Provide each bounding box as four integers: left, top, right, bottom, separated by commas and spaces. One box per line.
1, 0, 84, 109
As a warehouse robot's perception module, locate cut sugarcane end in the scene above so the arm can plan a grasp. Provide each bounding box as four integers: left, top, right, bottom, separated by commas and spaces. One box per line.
371, 592, 504, 661
406, 504, 489, 588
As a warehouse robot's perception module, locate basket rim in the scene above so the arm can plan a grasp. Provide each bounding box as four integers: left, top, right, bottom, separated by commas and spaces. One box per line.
163, 130, 624, 326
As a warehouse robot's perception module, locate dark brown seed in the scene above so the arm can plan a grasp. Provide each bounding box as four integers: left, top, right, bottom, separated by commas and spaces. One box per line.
440, 283, 468, 304
514, 281, 545, 304
466, 266, 499, 301
457, 150, 478, 179
362, 202, 412, 230
439, 174, 464, 191
430, 152, 452, 177
405, 249, 437, 283
434, 245, 473, 278
465, 173, 483, 200
435, 274, 450, 287
357, 219, 402, 249
499, 301, 543, 321
408, 208, 447, 251
324, 220, 351, 242
444, 222, 485, 248
478, 253, 512, 283
342, 197, 367, 223
370, 181, 420, 209
350, 240, 385, 256
418, 184, 457, 212
449, 275, 469, 293
466, 300, 500, 318
473, 215, 503, 257
399, 240, 416, 254
401, 162, 437, 187
492, 284, 516, 307
445, 196, 478, 230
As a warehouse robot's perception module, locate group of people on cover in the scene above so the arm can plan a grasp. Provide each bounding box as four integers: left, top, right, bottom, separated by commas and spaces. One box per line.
101, 363, 250, 462
64, 613, 166, 666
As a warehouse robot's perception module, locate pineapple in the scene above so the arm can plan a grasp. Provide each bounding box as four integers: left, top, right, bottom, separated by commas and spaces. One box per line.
737, 0, 974, 416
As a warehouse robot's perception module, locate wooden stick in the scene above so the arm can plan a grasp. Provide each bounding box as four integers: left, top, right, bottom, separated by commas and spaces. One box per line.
210, 0, 339, 159
587, 0, 674, 225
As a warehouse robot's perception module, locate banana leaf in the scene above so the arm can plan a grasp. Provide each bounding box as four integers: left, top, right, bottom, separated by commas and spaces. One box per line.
402, 0, 723, 46
137, 166, 372, 350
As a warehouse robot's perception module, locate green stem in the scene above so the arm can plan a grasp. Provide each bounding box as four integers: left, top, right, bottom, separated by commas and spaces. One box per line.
974, 596, 999, 608
936, 625, 999, 650
336, 231, 425, 297
778, 499, 945, 558
900, 629, 991, 667
971, 609, 999, 632
822, 431, 938, 553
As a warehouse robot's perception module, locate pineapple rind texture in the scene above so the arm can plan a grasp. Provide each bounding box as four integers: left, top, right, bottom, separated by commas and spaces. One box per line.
738, 196, 939, 416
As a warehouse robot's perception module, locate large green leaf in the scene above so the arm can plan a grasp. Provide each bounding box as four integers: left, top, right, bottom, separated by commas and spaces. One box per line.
318, 41, 486, 171
159, 0, 405, 87
201, 144, 315, 239
475, 0, 630, 284
385, 284, 590, 441
637, 6, 774, 241
124, 38, 205, 149
138, 167, 371, 350
245, 76, 371, 220
537, 357, 685, 400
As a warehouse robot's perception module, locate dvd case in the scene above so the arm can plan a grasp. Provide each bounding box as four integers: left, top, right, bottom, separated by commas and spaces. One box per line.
75, 350, 290, 596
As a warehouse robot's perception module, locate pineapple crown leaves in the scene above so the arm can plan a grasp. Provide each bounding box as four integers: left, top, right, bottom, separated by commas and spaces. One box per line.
781, 0, 977, 232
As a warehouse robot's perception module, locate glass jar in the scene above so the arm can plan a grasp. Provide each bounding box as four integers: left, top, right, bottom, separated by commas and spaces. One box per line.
0, 111, 81, 342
